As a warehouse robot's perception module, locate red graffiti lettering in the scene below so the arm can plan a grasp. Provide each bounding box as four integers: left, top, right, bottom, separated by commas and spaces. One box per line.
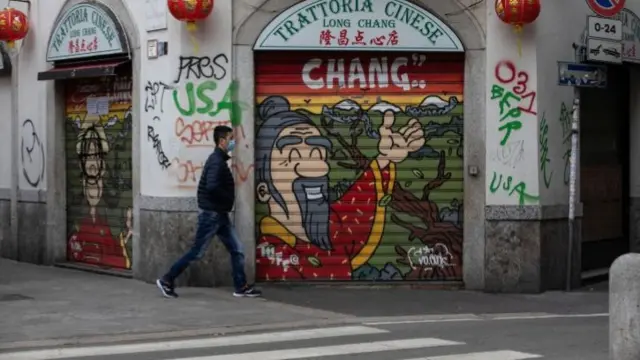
232, 158, 254, 184
170, 157, 203, 188
174, 117, 231, 147
494, 60, 516, 83
494, 60, 537, 115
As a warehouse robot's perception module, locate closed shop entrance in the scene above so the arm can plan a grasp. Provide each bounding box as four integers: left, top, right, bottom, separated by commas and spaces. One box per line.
64, 75, 133, 269
253, 50, 465, 282
38, 2, 134, 270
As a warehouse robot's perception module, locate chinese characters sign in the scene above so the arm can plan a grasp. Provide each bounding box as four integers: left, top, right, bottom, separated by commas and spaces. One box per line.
46, 3, 128, 62
254, 0, 464, 52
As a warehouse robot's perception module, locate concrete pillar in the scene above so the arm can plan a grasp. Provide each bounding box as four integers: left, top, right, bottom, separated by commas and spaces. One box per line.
610, 253, 640, 360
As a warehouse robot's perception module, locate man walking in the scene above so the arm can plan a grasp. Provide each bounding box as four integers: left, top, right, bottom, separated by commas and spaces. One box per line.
156, 125, 261, 298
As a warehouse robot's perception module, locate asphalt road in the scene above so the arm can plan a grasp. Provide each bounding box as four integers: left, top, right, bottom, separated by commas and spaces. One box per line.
0, 313, 607, 360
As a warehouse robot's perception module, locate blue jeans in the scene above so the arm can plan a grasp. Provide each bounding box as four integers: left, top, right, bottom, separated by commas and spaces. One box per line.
163, 210, 247, 291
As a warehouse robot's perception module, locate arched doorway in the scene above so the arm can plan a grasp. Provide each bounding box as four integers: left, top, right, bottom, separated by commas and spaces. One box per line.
38, 0, 137, 271
249, 0, 470, 282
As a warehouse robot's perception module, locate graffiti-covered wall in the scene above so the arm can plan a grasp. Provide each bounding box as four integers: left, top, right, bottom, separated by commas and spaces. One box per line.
17, 0, 48, 192
141, 1, 234, 197
486, 9, 539, 206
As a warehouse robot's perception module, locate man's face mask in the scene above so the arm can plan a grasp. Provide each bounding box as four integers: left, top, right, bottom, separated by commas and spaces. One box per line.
226, 139, 236, 152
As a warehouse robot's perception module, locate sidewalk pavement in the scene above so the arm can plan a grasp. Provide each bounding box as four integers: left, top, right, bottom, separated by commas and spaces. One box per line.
0, 259, 608, 350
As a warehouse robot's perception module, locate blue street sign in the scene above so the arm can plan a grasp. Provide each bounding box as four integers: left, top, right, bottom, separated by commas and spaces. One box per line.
558, 61, 608, 88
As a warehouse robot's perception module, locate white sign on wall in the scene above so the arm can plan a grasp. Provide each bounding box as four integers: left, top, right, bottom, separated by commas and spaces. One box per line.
588, 16, 622, 41
620, 9, 640, 63
145, 0, 168, 32
587, 38, 623, 63
253, 0, 464, 51
46, 3, 128, 62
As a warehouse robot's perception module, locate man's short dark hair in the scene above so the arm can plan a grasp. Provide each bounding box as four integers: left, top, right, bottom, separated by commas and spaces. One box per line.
213, 125, 233, 145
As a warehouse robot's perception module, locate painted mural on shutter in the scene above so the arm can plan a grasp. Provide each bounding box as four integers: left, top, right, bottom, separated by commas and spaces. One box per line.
65, 75, 134, 269
254, 51, 465, 281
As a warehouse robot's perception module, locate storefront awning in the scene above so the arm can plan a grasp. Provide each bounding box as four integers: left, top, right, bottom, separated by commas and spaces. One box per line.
37, 60, 129, 81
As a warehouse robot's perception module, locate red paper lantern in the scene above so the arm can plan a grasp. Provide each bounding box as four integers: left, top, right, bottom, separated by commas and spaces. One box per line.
0, 7, 28, 49
168, 0, 214, 32
495, 0, 541, 32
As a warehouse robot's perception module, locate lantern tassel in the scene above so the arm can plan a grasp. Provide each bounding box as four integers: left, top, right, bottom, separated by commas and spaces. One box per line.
186, 21, 200, 54
6, 40, 14, 49
514, 24, 523, 57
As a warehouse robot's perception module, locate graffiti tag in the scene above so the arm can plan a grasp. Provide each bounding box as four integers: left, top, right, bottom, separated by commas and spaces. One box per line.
539, 112, 552, 188
20, 119, 45, 187
494, 60, 537, 115
147, 126, 171, 169
492, 140, 524, 169
174, 54, 229, 83
489, 171, 539, 205
407, 243, 453, 270
174, 117, 230, 147
144, 81, 173, 113
170, 157, 203, 187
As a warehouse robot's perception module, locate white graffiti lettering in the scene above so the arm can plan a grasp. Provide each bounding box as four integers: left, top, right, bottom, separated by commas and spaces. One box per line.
257, 243, 298, 272
407, 243, 453, 270
302, 57, 412, 91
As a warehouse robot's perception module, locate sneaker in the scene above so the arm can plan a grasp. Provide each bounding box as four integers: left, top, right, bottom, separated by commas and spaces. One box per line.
233, 285, 262, 298
156, 279, 178, 298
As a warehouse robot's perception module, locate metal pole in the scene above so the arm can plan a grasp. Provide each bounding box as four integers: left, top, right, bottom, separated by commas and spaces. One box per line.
566, 87, 580, 292
9, 47, 19, 260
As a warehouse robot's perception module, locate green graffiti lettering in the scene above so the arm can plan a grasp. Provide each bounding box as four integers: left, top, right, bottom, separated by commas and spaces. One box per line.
489, 171, 501, 193
498, 121, 522, 146
173, 82, 196, 116
491, 84, 504, 100
559, 102, 572, 141
539, 112, 552, 188
509, 182, 539, 205
500, 106, 521, 122
196, 80, 218, 114
490, 171, 539, 205
503, 175, 512, 191
496, 89, 521, 116
491, 83, 523, 146
172, 81, 244, 124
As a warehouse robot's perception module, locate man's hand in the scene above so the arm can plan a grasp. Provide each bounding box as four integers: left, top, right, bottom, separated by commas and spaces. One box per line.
377, 110, 425, 166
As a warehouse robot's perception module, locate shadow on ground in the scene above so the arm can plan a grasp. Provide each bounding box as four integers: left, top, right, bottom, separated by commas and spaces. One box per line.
260, 282, 609, 317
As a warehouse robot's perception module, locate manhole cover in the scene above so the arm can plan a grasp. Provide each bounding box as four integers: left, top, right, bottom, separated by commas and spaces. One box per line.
0, 294, 33, 302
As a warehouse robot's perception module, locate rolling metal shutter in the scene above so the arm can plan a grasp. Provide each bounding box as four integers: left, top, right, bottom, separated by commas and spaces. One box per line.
254, 51, 464, 282
65, 75, 134, 269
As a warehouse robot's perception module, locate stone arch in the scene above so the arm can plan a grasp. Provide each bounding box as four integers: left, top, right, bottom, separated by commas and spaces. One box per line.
233, 0, 485, 50
53, 0, 141, 51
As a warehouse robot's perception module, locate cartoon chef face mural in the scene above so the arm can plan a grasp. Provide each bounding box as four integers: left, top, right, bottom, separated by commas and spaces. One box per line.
255, 96, 424, 280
